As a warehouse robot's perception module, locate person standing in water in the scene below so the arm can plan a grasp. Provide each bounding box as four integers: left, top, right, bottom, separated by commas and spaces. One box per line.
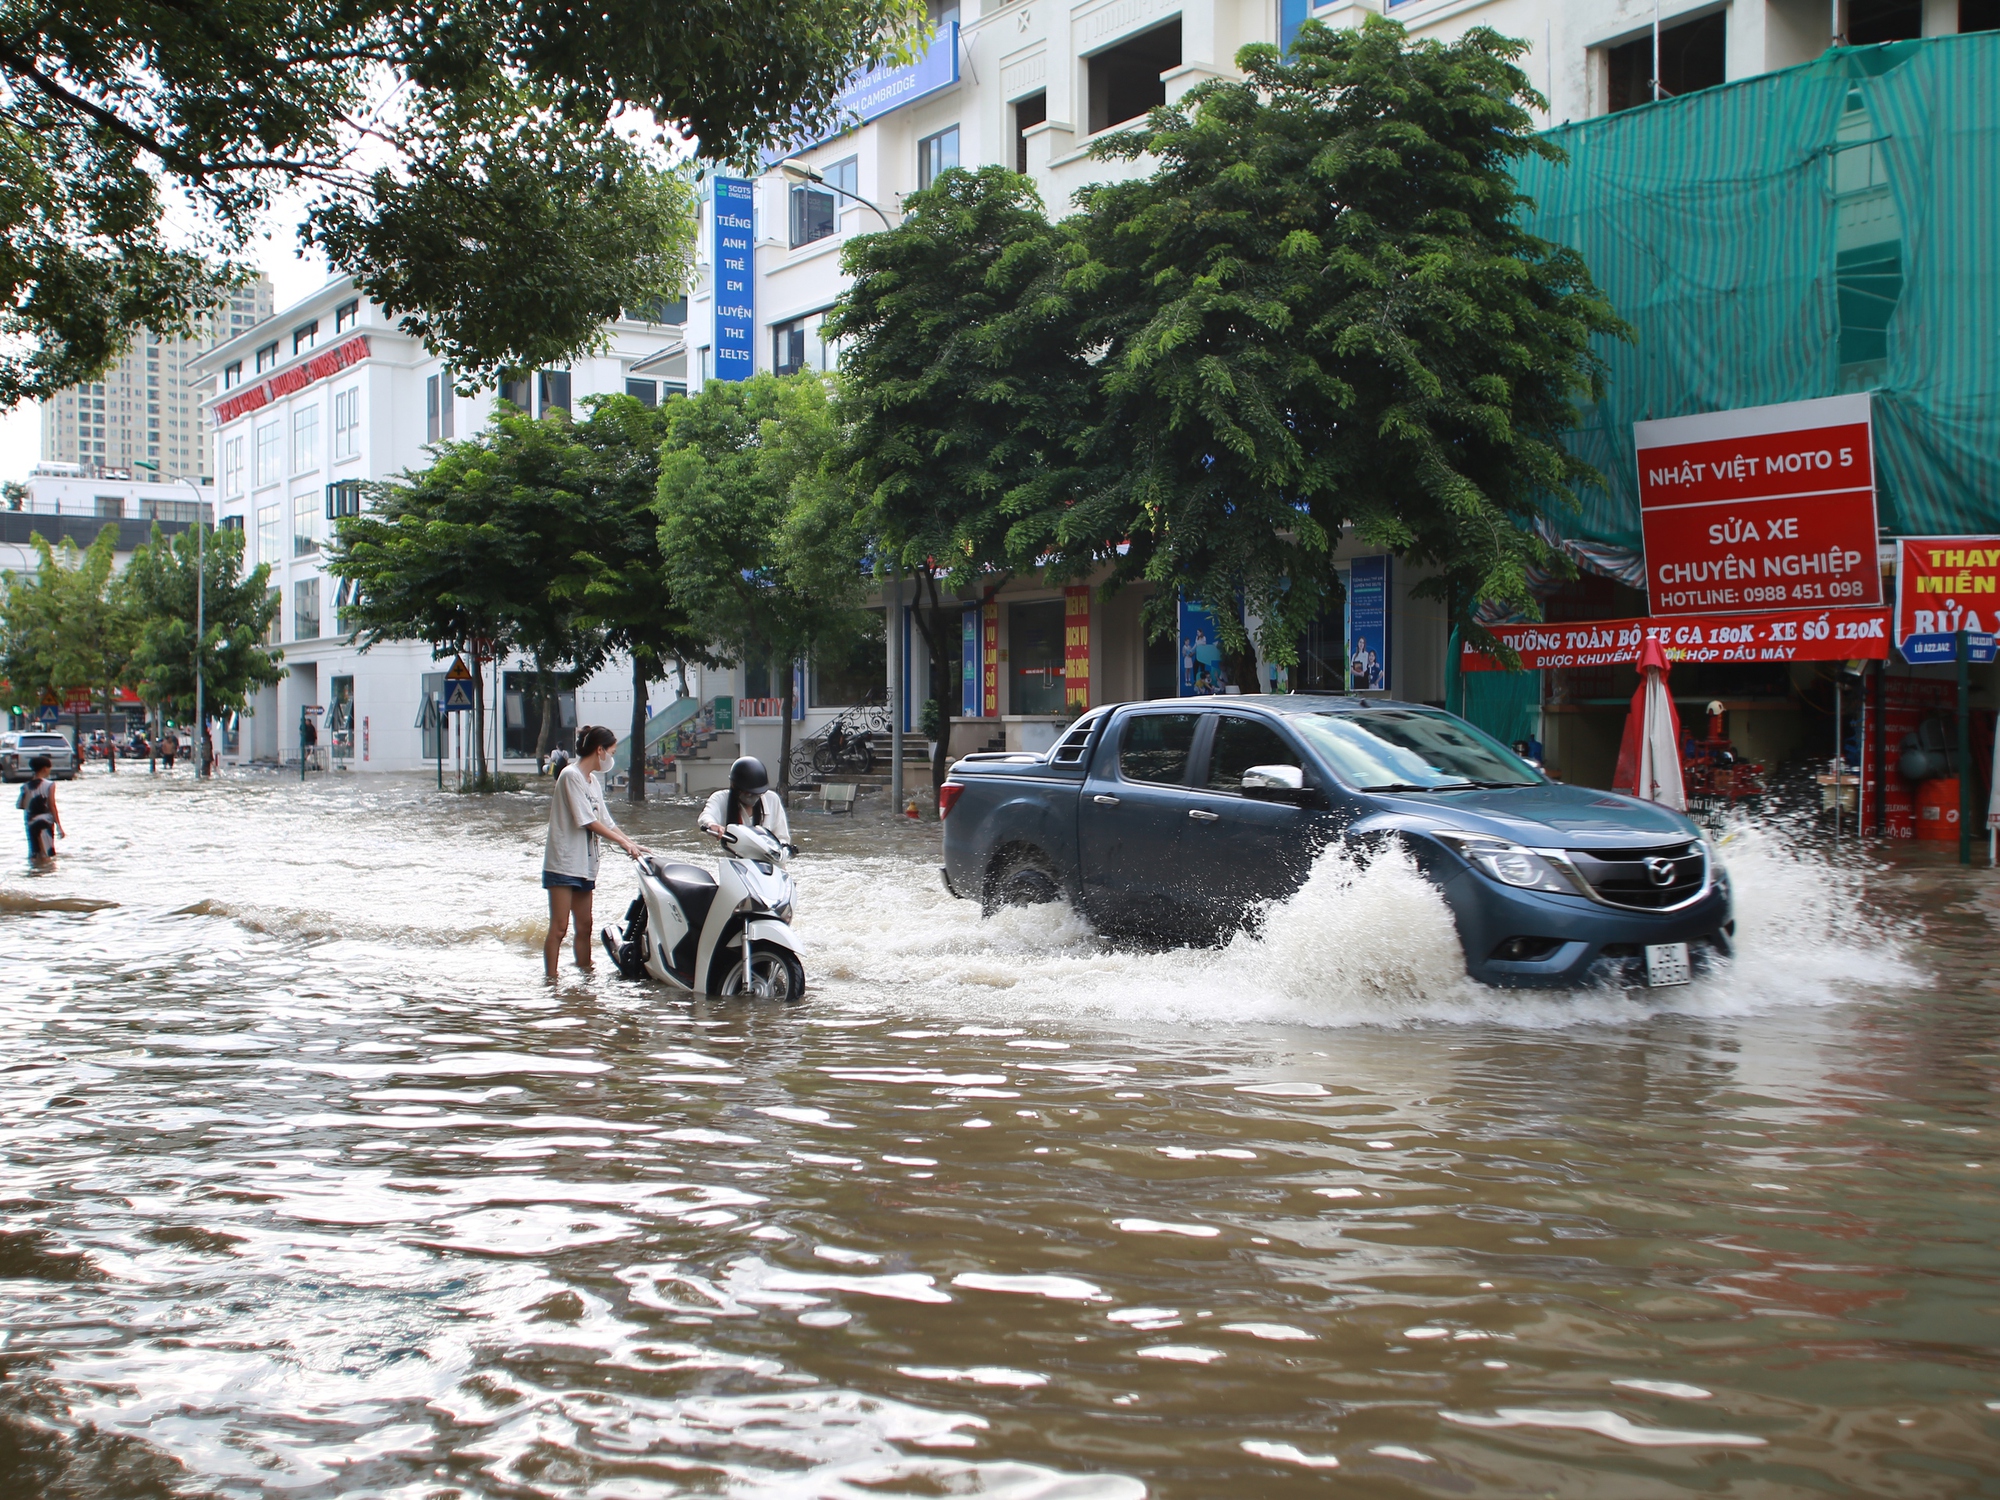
542, 725, 647, 978
698, 757, 792, 847
17, 755, 62, 862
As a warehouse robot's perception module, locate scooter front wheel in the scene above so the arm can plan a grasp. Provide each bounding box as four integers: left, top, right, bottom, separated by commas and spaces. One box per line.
719, 948, 806, 1002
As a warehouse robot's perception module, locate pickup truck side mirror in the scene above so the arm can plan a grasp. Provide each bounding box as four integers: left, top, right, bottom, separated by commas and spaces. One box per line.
1240, 764, 1308, 802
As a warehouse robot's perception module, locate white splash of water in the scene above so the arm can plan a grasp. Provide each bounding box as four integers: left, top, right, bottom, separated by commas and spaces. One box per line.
797, 820, 1921, 1032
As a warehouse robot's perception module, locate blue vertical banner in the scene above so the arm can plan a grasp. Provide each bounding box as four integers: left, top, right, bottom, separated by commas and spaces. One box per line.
1179, 597, 1229, 695
961, 607, 979, 717
711, 178, 756, 381
1347, 556, 1390, 691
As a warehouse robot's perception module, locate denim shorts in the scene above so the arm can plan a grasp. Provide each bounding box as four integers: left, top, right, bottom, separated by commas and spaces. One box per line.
542, 871, 596, 892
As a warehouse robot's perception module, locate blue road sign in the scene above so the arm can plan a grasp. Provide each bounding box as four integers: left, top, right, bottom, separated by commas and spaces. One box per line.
442, 678, 475, 711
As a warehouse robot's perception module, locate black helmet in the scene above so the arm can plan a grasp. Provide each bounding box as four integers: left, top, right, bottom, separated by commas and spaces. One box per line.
729, 756, 770, 797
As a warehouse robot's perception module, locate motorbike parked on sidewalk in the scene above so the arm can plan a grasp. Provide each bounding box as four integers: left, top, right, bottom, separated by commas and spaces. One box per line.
811, 721, 875, 776
601, 823, 805, 999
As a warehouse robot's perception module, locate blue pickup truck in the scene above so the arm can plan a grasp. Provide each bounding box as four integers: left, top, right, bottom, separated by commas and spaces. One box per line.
937, 696, 1733, 989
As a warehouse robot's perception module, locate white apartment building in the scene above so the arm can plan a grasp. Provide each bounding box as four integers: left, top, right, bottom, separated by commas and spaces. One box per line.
40, 277, 275, 482
1, 468, 210, 580
189, 279, 689, 772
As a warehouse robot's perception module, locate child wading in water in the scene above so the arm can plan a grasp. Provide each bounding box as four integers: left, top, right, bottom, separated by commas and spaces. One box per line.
18, 754, 62, 862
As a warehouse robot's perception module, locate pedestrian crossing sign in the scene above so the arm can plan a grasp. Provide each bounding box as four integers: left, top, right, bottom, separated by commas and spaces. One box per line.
442, 678, 475, 711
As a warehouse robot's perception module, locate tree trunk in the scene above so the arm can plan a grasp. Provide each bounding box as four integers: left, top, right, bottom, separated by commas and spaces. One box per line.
534, 677, 558, 772
629, 650, 649, 804
912, 569, 956, 795
471, 665, 489, 782
778, 657, 795, 810
102, 681, 116, 772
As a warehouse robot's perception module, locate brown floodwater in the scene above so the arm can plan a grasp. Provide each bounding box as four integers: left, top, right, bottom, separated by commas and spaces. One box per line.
2, 769, 1997, 1498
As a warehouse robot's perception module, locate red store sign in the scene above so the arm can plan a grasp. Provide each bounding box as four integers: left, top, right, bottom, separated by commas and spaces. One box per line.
1634, 393, 1881, 617
211, 335, 370, 426
1460, 604, 1890, 673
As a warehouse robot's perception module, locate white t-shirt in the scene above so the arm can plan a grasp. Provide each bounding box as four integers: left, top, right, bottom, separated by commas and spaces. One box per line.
544, 764, 615, 879
700, 788, 791, 846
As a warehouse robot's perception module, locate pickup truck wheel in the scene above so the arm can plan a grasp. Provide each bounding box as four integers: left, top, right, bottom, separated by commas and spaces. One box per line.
986, 855, 1059, 915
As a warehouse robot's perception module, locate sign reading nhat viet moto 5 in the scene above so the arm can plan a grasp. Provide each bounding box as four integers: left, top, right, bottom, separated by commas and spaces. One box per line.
1895, 537, 2000, 663
1635, 394, 1881, 617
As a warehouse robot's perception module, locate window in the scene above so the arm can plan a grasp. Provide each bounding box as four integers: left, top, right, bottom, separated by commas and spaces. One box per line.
426, 374, 443, 441
1965, 0, 2000, 34
334, 299, 359, 333
1205, 716, 1303, 793
292, 319, 319, 355
1606, 12, 1725, 113
291, 404, 319, 473
625, 378, 659, 406
254, 341, 279, 373
266, 585, 283, 646
258, 504, 281, 566
325, 480, 363, 520
503, 671, 578, 759
790, 183, 836, 246
627, 295, 689, 324
825, 155, 859, 201
1014, 91, 1047, 173
293, 490, 319, 556
773, 319, 809, 376
224, 437, 245, 495
1088, 19, 1180, 134
810, 612, 886, 707
1008, 599, 1067, 714
332, 386, 360, 459
918, 126, 959, 189
1118, 713, 1199, 785
537, 369, 571, 416
253, 419, 281, 486
1848, 0, 1923, 44
500, 373, 532, 410
223, 360, 242, 389
293, 577, 321, 641
95, 495, 123, 518
1290, 709, 1540, 792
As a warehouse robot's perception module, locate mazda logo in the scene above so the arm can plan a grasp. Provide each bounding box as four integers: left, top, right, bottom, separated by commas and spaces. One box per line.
1643, 856, 1677, 886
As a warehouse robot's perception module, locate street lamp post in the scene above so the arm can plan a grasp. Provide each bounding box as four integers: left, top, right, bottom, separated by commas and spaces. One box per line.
136, 463, 207, 777
776, 159, 896, 230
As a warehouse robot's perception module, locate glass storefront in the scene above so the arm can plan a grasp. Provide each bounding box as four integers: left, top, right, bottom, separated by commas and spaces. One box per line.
503, 672, 577, 760
1009, 599, 1066, 715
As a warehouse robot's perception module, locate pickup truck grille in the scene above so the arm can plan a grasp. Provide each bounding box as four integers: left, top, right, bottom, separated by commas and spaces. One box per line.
1564, 841, 1706, 910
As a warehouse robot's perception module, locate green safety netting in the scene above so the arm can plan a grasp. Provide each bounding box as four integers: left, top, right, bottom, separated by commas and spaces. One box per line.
1516, 31, 2000, 548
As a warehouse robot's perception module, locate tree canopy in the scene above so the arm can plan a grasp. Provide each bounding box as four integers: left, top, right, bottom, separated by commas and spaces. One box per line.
656, 373, 873, 797
1069, 17, 1626, 657
0, 0, 921, 404
121, 521, 284, 719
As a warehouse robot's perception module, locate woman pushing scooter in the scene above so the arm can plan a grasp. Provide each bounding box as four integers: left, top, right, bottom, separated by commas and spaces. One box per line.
542, 725, 649, 978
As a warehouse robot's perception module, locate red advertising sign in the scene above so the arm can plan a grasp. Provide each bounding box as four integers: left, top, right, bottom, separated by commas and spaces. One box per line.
1893, 536, 2000, 663
1460, 605, 1889, 672
981, 601, 1000, 718
1634, 394, 1880, 617
211, 335, 370, 426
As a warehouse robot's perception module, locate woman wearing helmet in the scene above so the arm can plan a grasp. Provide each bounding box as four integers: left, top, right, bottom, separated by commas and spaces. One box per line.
700, 756, 792, 847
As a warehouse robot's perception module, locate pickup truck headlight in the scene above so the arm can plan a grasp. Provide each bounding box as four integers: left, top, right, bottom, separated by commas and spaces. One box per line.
1432, 831, 1584, 896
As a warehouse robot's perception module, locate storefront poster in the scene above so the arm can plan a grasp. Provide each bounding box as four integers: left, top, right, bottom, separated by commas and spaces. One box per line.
1461, 605, 1890, 672
1179, 598, 1228, 695
1063, 586, 1091, 711
981, 601, 999, 718
961, 608, 979, 718
1861, 676, 1958, 838
1348, 557, 1390, 690
1634, 394, 1881, 616
1893, 536, 2000, 663
711, 178, 755, 381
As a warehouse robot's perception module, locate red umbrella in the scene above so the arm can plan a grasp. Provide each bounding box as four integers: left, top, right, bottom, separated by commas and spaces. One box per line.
1612, 636, 1686, 809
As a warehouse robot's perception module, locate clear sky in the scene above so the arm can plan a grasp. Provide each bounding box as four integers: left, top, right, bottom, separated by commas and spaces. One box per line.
0, 226, 332, 484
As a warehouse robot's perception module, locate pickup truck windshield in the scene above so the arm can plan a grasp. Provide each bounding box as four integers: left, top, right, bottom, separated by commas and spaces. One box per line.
1290, 709, 1542, 792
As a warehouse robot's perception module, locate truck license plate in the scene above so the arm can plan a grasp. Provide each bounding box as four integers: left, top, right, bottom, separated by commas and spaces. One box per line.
1644, 942, 1691, 987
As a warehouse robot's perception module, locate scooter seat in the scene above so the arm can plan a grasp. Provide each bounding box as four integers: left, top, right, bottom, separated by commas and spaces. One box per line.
650, 860, 718, 894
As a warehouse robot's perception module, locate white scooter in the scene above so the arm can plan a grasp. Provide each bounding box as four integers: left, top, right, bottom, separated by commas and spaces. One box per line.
601, 823, 805, 1000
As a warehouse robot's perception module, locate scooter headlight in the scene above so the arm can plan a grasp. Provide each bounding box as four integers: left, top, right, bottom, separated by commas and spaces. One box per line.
775, 900, 794, 925
1433, 831, 1584, 896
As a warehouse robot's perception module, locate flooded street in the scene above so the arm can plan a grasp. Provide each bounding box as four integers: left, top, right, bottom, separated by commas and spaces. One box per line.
3, 770, 1998, 1498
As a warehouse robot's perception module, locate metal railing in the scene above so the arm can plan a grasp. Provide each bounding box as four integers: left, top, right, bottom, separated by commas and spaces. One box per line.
787, 691, 894, 787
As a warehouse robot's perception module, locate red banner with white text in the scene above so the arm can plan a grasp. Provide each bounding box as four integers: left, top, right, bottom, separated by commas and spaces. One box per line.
1461, 606, 1890, 672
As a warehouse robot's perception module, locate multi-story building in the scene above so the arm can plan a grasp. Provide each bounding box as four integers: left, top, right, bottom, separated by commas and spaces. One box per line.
188, 278, 689, 772
677, 0, 1997, 779
40, 277, 275, 482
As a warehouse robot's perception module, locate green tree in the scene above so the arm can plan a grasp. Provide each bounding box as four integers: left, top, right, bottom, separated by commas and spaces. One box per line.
330, 406, 611, 783
122, 522, 284, 735
62, 527, 141, 766
656, 374, 872, 803
0, 0, 921, 405
1069, 16, 1626, 665
826, 165, 1097, 790
560, 395, 716, 802
1, 531, 88, 731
